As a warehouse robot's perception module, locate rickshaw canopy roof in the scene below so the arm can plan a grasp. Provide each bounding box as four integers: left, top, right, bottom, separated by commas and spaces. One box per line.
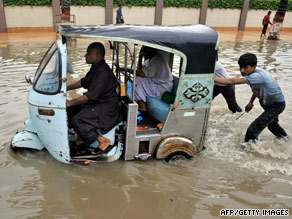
60, 24, 219, 74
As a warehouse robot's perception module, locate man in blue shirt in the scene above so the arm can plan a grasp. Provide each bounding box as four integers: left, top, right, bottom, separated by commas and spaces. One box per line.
215, 53, 288, 142
116, 4, 124, 24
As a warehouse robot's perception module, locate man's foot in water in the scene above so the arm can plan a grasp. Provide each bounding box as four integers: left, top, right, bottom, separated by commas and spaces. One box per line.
231, 105, 243, 113
90, 136, 114, 156
97, 135, 111, 151
236, 105, 243, 112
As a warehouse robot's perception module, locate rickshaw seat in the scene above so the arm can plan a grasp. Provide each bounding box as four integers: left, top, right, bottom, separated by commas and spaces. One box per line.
146, 76, 179, 123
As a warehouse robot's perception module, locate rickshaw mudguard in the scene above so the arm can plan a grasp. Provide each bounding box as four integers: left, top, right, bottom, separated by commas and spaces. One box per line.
11, 130, 45, 151
155, 136, 197, 159
25, 40, 71, 164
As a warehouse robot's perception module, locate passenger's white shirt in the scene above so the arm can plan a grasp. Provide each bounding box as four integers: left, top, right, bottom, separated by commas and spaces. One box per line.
142, 53, 173, 97
215, 61, 230, 86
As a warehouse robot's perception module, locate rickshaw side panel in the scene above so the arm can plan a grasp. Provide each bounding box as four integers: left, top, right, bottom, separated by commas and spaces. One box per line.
28, 105, 70, 163
161, 107, 209, 152
124, 103, 139, 160
174, 74, 213, 109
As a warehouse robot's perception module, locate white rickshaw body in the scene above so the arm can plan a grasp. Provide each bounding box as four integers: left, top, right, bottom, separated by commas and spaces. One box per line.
12, 40, 71, 163
12, 24, 219, 164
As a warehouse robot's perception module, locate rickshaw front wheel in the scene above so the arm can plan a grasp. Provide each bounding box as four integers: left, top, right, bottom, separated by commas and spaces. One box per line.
164, 151, 191, 163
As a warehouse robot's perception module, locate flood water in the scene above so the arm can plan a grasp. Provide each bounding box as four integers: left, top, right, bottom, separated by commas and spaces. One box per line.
0, 40, 291, 218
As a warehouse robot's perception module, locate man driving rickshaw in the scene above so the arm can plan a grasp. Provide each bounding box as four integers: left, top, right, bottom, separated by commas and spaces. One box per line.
67, 42, 120, 155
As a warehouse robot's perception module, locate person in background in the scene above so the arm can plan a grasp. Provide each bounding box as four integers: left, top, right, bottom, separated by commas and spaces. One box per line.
261, 11, 273, 38
215, 53, 288, 143
116, 4, 124, 24
213, 61, 242, 113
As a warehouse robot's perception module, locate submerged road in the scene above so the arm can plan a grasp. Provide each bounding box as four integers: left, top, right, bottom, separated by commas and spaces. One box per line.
0, 30, 291, 218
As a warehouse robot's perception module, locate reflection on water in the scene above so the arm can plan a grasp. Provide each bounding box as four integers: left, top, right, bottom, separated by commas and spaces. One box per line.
0, 40, 291, 218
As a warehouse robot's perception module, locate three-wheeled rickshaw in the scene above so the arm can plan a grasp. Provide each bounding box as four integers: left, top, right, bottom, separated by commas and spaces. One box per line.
11, 24, 219, 164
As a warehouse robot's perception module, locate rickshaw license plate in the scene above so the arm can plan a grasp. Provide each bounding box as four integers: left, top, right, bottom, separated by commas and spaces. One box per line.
184, 112, 196, 117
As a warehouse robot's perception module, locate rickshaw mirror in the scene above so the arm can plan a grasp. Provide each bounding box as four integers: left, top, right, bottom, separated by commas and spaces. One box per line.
25, 75, 32, 85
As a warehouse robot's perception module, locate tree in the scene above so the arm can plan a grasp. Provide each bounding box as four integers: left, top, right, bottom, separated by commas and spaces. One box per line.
267, 0, 289, 40
60, 0, 71, 22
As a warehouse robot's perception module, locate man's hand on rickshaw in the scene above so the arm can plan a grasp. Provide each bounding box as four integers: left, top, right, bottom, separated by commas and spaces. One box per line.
245, 102, 254, 112
66, 100, 72, 107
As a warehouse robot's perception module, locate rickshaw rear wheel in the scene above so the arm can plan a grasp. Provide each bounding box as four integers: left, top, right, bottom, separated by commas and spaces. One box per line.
164, 151, 191, 163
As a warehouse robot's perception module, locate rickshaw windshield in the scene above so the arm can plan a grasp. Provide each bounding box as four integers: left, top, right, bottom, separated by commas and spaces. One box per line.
33, 43, 62, 95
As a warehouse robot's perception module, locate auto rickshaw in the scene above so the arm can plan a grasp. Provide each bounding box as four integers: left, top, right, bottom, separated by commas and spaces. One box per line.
11, 24, 219, 164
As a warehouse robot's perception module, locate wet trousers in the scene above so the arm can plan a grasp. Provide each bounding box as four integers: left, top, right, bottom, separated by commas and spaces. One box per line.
244, 101, 287, 142
213, 85, 241, 113
262, 25, 268, 35
67, 105, 100, 145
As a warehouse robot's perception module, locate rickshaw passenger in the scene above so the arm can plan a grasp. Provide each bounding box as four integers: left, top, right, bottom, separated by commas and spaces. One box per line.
66, 42, 120, 154
135, 46, 173, 111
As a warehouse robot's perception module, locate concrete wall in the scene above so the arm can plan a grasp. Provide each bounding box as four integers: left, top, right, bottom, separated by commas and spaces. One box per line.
2, 6, 292, 30
283, 12, 292, 28
113, 7, 155, 25
4, 6, 53, 28
162, 8, 200, 25
206, 9, 241, 27
71, 6, 105, 25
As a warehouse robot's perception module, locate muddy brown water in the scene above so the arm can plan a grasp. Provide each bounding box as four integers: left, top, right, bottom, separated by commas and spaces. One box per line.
0, 40, 291, 219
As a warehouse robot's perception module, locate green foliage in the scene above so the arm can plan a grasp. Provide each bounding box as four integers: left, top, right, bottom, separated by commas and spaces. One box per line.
249, 0, 280, 10
164, 0, 202, 8
113, 0, 156, 7
250, 0, 292, 11
3, 0, 52, 6
208, 0, 244, 9
289, 1, 292, 11
71, 0, 105, 7
2, 0, 292, 11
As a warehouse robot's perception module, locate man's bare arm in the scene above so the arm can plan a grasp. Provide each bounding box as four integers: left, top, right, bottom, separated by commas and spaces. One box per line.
119, 67, 145, 77
136, 69, 145, 77
67, 80, 81, 91
214, 77, 246, 85
67, 95, 89, 107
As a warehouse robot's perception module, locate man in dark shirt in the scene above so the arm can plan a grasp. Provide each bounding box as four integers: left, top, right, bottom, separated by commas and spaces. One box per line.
261, 11, 273, 38
67, 42, 120, 154
116, 4, 124, 24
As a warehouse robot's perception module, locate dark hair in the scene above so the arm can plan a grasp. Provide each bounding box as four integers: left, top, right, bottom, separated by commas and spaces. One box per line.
119, 4, 122, 7
88, 42, 105, 57
238, 53, 257, 68
268, 11, 271, 14
143, 46, 157, 53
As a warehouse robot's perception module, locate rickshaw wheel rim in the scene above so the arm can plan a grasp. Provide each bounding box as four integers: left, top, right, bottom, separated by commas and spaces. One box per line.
165, 151, 191, 163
